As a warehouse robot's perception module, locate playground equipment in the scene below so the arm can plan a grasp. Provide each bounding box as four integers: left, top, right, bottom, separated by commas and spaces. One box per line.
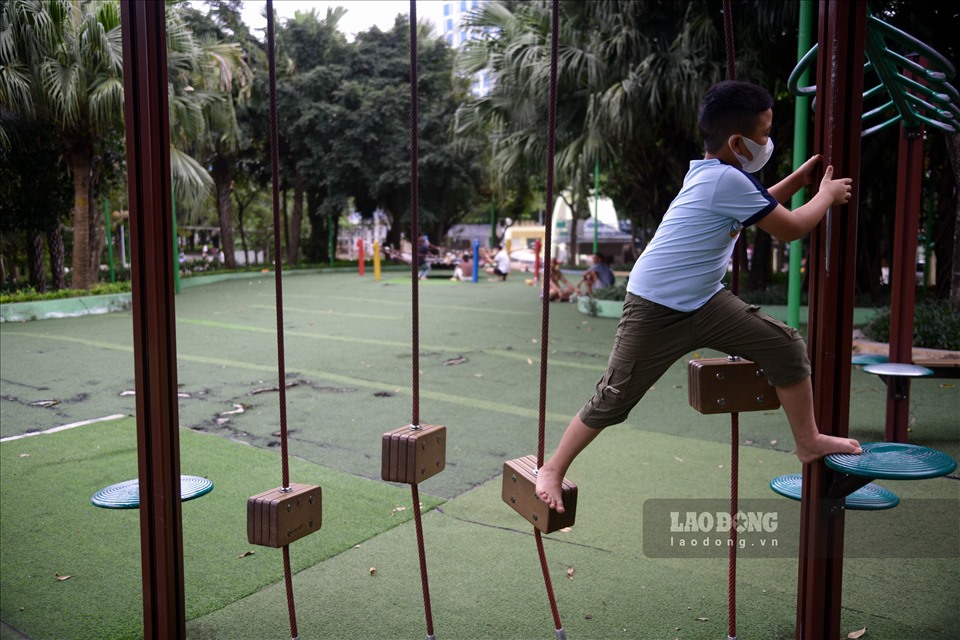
499, 2, 572, 638
790, 8, 959, 444
241, 5, 324, 639
376, 4, 445, 639
92, 476, 213, 509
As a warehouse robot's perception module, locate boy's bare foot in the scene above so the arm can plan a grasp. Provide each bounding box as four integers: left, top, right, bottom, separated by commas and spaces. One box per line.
795, 433, 862, 464
535, 466, 565, 513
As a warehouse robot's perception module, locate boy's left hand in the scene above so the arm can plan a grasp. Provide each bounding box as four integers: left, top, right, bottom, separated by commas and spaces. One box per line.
799, 154, 823, 185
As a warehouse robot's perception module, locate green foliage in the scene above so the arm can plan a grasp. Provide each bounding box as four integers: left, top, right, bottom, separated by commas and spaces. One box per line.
592, 283, 628, 301
862, 300, 960, 351
0, 282, 131, 304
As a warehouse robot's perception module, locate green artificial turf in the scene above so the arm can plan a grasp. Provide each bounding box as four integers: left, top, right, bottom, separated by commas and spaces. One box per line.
2, 273, 958, 639
188, 427, 960, 640
0, 417, 441, 640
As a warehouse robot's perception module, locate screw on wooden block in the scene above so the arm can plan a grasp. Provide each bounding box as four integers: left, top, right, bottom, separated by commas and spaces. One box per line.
757, 395, 765, 403
532, 513, 539, 521
756, 368, 765, 377
716, 372, 725, 380
512, 474, 517, 482
511, 496, 516, 503
286, 503, 292, 512
717, 398, 726, 406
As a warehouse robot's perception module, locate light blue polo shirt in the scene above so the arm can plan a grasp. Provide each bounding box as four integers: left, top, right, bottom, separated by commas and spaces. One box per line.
627, 158, 777, 312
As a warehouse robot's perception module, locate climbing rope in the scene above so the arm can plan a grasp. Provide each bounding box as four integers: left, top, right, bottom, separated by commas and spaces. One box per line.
721, 1, 740, 638
265, 1, 300, 638
408, 3, 437, 638
534, 1, 565, 636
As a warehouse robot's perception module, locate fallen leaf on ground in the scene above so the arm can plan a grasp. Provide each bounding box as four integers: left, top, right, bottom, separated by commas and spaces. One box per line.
30, 400, 60, 408
696, 617, 708, 622
390, 506, 407, 515
770, 439, 778, 446
846, 628, 867, 639
55, 574, 73, 582
527, 358, 534, 365
19, 454, 30, 459
221, 404, 245, 416
237, 551, 255, 559
567, 567, 575, 579
559, 527, 572, 533
674, 456, 684, 463
745, 439, 755, 445
369, 566, 377, 575
443, 356, 468, 366
940, 383, 955, 389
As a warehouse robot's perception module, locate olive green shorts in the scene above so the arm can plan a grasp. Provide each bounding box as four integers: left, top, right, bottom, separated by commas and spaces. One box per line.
578, 290, 810, 429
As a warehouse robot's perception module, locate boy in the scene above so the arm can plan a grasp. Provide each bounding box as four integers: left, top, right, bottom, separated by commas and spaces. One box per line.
536, 81, 862, 513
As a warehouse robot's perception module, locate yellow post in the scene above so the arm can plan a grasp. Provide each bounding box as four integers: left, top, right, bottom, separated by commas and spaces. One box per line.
505, 239, 512, 255
373, 240, 381, 281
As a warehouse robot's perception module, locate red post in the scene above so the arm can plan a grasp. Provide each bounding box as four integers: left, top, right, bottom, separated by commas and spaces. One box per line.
120, 1, 186, 637
534, 239, 542, 284
885, 122, 926, 441
796, 2, 867, 639
358, 238, 365, 276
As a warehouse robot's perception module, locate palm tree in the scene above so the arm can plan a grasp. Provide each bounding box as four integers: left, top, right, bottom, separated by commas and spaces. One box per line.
458, 1, 781, 255
1, 0, 124, 289
1, 0, 242, 288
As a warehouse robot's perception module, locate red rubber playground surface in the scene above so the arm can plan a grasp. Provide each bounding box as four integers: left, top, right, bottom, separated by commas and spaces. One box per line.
1, 272, 958, 639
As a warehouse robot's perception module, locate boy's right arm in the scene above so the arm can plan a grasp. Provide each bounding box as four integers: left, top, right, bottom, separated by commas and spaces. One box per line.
756, 166, 852, 242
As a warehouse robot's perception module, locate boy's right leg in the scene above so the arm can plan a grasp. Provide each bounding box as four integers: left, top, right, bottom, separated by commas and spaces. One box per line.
535, 415, 601, 513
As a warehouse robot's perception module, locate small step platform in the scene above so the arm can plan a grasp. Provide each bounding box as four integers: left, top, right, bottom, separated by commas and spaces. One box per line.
502, 455, 577, 533
769, 474, 899, 510
861, 362, 934, 379
92, 475, 214, 509
825, 442, 957, 480
851, 353, 888, 366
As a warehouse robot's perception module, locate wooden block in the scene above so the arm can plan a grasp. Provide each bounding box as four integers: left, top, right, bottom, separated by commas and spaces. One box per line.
381, 424, 446, 484
501, 455, 576, 533
246, 483, 322, 548
687, 357, 781, 414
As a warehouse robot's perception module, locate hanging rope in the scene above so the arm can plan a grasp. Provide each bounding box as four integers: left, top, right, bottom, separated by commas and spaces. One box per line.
721, 2, 739, 638
408, 3, 436, 638
534, 1, 565, 637
265, 1, 300, 638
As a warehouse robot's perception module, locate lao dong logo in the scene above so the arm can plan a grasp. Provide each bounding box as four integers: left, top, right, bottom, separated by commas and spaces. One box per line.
669, 510, 778, 534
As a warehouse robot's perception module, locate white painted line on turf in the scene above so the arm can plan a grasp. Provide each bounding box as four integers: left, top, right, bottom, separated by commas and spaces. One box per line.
1, 414, 127, 443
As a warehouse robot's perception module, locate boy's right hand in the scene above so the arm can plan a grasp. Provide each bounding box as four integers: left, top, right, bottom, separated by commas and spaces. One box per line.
820, 165, 853, 206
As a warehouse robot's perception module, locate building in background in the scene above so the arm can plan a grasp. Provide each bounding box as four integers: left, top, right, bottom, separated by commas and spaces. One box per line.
441, 0, 491, 96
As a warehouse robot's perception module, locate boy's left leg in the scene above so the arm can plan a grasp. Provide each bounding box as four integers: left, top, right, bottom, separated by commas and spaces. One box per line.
774, 377, 861, 463
535, 414, 601, 514
694, 291, 860, 462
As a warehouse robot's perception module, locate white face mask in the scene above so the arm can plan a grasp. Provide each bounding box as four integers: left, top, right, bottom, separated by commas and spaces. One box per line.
732, 135, 774, 173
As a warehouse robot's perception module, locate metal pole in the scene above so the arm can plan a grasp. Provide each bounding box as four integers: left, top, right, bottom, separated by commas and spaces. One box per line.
593, 158, 599, 254
489, 193, 496, 248
172, 188, 180, 294
120, 0, 185, 636
796, 3, 866, 639
788, 0, 814, 329
104, 198, 115, 283
472, 239, 479, 283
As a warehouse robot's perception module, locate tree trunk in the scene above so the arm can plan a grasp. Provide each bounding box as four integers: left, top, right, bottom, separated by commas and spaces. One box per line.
943, 132, 960, 308
69, 151, 93, 289
212, 158, 238, 269
235, 196, 250, 265
47, 224, 66, 290
287, 172, 303, 265
27, 228, 47, 293
87, 192, 106, 284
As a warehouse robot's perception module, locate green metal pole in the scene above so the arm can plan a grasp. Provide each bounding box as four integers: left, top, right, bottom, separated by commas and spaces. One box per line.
593, 157, 599, 254
787, 0, 814, 329
489, 193, 496, 248
172, 187, 181, 294
104, 198, 116, 283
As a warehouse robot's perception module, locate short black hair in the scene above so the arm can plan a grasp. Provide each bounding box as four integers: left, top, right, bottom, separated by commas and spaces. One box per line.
698, 81, 774, 153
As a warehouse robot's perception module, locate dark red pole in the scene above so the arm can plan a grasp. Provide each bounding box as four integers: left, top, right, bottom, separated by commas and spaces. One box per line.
358, 238, 365, 276
885, 121, 925, 442
120, 1, 186, 637
796, 2, 867, 639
